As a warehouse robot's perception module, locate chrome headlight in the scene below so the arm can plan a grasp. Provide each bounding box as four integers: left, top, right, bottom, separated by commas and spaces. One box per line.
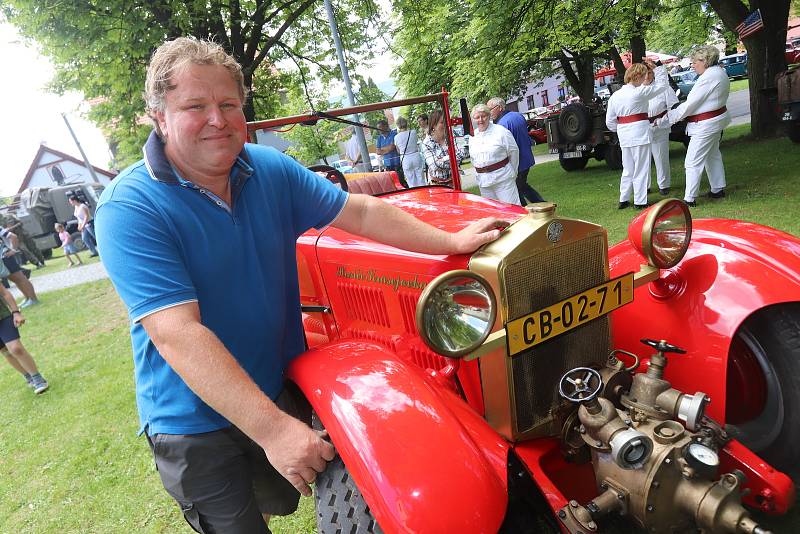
629, 199, 692, 269
416, 270, 497, 358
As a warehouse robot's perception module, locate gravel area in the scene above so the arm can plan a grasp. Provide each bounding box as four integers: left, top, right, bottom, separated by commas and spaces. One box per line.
10, 261, 109, 300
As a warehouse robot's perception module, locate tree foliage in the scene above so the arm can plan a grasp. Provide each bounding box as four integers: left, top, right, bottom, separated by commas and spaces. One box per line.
2, 0, 383, 168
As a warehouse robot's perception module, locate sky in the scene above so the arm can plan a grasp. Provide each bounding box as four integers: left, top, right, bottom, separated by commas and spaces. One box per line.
0, 23, 113, 197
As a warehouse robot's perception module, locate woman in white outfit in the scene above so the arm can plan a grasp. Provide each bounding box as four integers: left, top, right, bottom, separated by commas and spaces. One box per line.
468, 104, 521, 204
645, 68, 679, 195
661, 46, 730, 206
394, 117, 425, 187
605, 59, 668, 209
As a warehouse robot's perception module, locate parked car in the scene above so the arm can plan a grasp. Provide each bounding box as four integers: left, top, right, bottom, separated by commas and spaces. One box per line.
671, 70, 698, 98
522, 110, 551, 144
247, 94, 797, 534
719, 52, 748, 79
785, 42, 800, 65
331, 159, 354, 174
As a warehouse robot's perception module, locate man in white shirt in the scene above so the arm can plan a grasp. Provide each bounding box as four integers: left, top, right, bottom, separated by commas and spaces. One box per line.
661, 45, 731, 206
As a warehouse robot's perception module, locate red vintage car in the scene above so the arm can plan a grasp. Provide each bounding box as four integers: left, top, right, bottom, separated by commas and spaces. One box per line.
248, 92, 797, 534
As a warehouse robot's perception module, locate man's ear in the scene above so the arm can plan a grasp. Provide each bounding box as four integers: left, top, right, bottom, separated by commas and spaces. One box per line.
154, 110, 168, 139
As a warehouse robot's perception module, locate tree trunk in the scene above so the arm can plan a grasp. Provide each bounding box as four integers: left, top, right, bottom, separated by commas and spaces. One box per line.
609, 46, 627, 83
708, 0, 790, 138
630, 34, 646, 66
559, 51, 596, 103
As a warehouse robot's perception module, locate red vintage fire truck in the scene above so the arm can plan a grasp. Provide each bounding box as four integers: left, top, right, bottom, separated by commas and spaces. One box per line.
248, 92, 798, 534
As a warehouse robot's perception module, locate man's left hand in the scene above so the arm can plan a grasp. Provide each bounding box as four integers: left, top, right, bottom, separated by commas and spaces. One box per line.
449, 217, 509, 254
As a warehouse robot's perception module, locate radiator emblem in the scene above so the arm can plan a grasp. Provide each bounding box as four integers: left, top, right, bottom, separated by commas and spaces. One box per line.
547, 221, 564, 243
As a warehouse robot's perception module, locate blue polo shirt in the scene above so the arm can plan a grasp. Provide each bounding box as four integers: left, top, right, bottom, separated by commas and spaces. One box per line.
95, 131, 347, 436
497, 110, 535, 172
376, 129, 401, 168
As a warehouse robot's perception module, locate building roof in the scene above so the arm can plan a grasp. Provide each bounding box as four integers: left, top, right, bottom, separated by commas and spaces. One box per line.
17, 144, 117, 193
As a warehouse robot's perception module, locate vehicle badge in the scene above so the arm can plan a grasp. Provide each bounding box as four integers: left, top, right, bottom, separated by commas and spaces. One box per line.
547, 221, 564, 243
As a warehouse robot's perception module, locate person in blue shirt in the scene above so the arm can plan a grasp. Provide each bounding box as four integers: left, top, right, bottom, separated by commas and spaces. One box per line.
95, 37, 505, 534
375, 119, 405, 184
487, 97, 545, 205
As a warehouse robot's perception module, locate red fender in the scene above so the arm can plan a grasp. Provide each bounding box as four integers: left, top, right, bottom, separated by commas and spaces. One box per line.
288, 340, 510, 534
608, 219, 800, 423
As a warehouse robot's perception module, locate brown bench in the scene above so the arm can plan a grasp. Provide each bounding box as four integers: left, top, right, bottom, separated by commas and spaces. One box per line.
345, 171, 403, 196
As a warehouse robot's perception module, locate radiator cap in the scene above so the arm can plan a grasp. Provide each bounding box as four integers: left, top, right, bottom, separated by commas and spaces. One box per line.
524, 202, 557, 216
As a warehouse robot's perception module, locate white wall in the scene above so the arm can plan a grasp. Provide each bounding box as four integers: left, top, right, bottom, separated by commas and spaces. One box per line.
509, 74, 573, 112
27, 153, 111, 189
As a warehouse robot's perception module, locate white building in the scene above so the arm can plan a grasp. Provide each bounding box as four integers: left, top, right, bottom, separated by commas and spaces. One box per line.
17, 144, 115, 193
505, 74, 573, 113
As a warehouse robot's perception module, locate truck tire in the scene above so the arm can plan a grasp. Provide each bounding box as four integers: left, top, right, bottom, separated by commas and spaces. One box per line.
604, 144, 623, 170
725, 303, 800, 478
787, 121, 800, 143
558, 104, 592, 143
43, 248, 53, 260
558, 152, 589, 172
315, 454, 382, 534
70, 232, 86, 252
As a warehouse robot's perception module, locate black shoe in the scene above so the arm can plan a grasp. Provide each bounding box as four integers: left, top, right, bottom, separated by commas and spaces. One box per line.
686, 201, 697, 207
634, 203, 651, 210
618, 201, 630, 209
707, 189, 725, 199
659, 188, 670, 196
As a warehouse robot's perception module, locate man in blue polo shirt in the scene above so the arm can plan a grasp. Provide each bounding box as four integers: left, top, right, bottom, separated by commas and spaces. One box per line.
487, 97, 545, 206
96, 37, 504, 533
375, 118, 403, 181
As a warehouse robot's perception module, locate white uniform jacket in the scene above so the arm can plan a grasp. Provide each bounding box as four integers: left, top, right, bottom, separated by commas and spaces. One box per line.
606, 66, 668, 148
470, 123, 519, 188
667, 65, 730, 137
648, 85, 680, 140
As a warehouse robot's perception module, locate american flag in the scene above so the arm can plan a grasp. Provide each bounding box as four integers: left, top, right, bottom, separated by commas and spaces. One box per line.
736, 9, 764, 40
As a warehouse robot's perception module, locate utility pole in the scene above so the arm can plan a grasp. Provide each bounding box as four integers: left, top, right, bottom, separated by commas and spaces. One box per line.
323, 0, 372, 171
61, 113, 100, 183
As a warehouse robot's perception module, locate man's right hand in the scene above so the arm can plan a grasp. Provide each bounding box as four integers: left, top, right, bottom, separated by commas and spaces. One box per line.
262, 412, 336, 497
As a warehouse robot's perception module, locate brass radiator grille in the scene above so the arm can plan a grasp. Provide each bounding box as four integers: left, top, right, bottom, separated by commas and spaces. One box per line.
502, 234, 609, 436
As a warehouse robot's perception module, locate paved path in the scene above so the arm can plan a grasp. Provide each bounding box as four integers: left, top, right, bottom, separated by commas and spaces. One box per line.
10, 261, 109, 299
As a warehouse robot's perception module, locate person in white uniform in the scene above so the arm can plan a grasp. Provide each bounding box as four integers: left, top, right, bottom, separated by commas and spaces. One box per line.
659, 45, 730, 206
394, 117, 425, 187
645, 68, 679, 195
606, 59, 668, 209
469, 104, 521, 204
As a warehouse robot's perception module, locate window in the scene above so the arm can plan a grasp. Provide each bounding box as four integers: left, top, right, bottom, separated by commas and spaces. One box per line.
558, 85, 566, 98
541, 91, 549, 106
49, 165, 66, 185
526, 95, 535, 109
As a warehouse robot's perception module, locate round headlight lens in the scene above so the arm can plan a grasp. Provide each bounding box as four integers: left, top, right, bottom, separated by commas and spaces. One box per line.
416, 270, 497, 358
642, 199, 692, 269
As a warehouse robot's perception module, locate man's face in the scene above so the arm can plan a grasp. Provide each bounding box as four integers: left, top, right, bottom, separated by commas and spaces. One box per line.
155, 64, 247, 179
487, 102, 502, 121
378, 122, 390, 135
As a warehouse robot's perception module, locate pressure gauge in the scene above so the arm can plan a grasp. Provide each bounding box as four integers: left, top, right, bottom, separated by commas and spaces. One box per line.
685, 443, 720, 477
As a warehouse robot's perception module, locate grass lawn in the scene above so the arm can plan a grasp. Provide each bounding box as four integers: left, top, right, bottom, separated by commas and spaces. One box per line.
29, 247, 102, 279
1, 126, 798, 533
730, 78, 749, 92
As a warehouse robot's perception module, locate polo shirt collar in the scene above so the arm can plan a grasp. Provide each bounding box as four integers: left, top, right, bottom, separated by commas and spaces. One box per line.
142, 130, 254, 190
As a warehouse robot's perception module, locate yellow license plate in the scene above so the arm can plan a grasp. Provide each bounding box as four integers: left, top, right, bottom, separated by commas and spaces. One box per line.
506, 272, 634, 356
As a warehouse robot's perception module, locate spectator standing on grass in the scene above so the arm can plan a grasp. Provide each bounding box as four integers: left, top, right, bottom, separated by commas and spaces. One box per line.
0, 228, 38, 308
5, 220, 45, 269
68, 195, 99, 257
344, 127, 363, 171
422, 109, 464, 187
659, 45, 730, 207
376, 118, 404, 184
469, 104, 521, 204
394, 117, 425, 187
95, 37, 504, 533
55, 223, 83, 267
606, 59, 668, 209
645, 67, 679, 196
0, 283, 48, 394
487, 97, 545, 206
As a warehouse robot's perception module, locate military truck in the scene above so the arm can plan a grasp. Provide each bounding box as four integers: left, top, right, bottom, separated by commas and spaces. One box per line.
1, 183, 104, 260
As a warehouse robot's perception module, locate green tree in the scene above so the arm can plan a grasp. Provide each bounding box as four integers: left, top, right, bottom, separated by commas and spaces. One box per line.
2, 0, 381, 167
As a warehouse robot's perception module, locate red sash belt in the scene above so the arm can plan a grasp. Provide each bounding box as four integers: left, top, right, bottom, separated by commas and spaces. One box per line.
475, 157, 510, 173
618, 112, 649, 124
686, 106, 727, 123
649, 110, 667, 123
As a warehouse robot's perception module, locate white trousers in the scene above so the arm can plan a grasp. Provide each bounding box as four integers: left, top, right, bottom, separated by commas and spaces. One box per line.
684, 133, 726, 202
479, 179, 522, 205
620, 144, 651, 206
650, 131, 671, 190
402, 153, 425, 187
